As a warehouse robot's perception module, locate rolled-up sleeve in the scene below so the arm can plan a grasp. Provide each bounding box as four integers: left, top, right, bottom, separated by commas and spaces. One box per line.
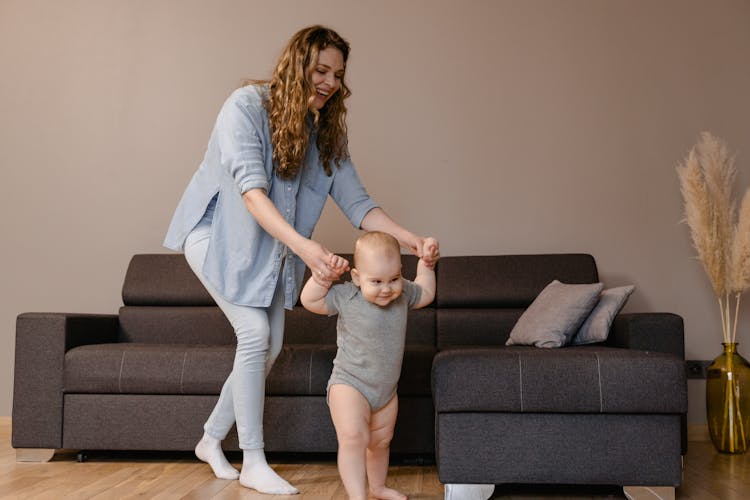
330, 159, 379, 228
216, 92, 270, 194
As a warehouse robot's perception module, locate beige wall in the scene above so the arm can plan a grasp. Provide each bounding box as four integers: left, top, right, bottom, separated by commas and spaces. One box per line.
2, 0, 749, 423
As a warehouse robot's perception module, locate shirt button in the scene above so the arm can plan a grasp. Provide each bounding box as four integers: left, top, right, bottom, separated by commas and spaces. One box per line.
287, 186, 291, 191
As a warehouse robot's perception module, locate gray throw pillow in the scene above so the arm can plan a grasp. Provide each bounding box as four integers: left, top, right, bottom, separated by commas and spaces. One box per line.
506, 280, 604, 348
570, 285, 635, 345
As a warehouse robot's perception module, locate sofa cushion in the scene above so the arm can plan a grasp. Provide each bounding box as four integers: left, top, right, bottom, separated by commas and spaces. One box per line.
122, 254, 214, 306
436, 309, 523, 348
268, 344, 436, 397
506, 280, 604, 348
118, 305, 435, 346
572, 285, 635, 345
436, 254, 599, 308
118, 306, 235, 344
64, 344, 234, 394
432, 346, 687, 414
65, 343, 437, 397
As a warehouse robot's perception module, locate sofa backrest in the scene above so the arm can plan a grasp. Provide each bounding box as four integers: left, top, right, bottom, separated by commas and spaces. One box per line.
123, 254, 215, 306
120, 254, 233, 344
119, 253, 596, 347
119, 253, 436, 346
435, 254, 598, 348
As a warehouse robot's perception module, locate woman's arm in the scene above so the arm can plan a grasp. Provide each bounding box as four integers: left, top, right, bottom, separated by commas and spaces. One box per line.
243, 188, 346, 284
360, 208, 440, 268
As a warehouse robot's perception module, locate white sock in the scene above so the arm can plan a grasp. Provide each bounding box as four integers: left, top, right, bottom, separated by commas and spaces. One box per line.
194, 433, 240, 480
240, 448, 299, 495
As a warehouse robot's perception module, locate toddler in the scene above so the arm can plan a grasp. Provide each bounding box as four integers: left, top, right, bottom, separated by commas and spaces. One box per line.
301, 231, 437, 500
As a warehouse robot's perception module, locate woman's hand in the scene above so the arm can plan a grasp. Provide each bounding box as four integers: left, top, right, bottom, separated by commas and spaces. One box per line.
296, 239, 350, 287
241, 190, 349, 286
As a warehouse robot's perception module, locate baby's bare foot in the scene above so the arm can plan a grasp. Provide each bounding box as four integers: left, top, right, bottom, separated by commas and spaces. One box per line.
369, 485, 407, 500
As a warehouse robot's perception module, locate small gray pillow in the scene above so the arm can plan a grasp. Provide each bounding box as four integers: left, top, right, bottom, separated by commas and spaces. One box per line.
571, 285, 635, 345
506, 280, 604, 348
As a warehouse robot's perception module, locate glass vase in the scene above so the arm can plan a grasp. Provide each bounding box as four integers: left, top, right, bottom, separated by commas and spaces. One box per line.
706, 342, 750, 453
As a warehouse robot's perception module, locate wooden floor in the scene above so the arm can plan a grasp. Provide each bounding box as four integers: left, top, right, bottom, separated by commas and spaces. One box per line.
1, 417, 748, 499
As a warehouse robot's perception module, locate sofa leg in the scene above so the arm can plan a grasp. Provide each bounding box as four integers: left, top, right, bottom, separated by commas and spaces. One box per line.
444, 484, 495, 500
623, 486, 675, 500
15, 448, 55, 462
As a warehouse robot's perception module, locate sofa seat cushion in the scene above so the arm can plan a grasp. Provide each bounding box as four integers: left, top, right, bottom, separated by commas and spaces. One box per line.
432, 346, 686, 414
268, 344, 436, 397
65, 343, 436, 397
65, 344, 234, 395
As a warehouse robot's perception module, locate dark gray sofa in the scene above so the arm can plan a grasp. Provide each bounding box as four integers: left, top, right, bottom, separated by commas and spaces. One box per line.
12, 253, 434, 456
431, 255, 687, 493
12, 253, 686, 492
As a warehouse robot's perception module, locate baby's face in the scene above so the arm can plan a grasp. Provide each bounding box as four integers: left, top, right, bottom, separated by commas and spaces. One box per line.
352, 252, 403, 307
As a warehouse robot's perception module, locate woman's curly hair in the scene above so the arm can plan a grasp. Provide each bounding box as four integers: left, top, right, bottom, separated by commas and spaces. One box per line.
261, 26, 352, 179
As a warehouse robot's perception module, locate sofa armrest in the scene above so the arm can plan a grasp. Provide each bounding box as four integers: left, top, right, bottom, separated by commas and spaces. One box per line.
606, 313, 685, 359
12, 313, 119, 449
605, 312, 688, 455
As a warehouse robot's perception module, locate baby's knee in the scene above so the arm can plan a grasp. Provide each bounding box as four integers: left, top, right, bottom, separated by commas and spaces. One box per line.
367, 431, 394, 451
336, 426, 370, 450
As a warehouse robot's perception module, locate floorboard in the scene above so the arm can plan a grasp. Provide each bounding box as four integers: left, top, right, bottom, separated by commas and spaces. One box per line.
1, 418, 748, 499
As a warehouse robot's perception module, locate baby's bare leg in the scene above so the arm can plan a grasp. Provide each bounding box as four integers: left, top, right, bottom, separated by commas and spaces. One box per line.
329, 384, 372, 500
367, 395, 407, 500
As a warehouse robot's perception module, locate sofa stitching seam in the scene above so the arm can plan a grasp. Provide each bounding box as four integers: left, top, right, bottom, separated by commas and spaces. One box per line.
118, 351, 125, 394
180, 351, 188, 394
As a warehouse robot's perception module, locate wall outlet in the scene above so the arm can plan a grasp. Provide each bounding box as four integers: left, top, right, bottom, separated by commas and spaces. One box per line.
686, 360, 711, 379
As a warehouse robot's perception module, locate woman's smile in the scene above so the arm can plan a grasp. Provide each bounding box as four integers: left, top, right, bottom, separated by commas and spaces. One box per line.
310, 46, 344, 110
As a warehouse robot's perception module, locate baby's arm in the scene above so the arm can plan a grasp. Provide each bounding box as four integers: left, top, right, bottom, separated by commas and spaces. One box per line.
301, 276, 333, 315
412, 258, 436, 309
301, 253, 348, 315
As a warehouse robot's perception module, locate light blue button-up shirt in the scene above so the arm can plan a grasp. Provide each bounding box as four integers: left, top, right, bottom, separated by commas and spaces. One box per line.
164, 85, 378, 308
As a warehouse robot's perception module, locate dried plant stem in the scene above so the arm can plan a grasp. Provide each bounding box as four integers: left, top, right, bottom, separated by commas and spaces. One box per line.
726, 291, 732, 342
718, 296, 728, 343
732, 293, 741, 344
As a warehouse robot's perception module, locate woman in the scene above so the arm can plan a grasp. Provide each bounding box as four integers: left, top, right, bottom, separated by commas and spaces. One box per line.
164, 25, 439, 494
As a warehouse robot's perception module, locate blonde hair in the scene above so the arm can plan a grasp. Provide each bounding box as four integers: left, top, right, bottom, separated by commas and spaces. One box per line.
354, 231, 401, 268
246, 25, 351, 179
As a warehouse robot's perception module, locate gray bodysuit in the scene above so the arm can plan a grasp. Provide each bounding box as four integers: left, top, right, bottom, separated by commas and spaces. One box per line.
325, 280, 422, 411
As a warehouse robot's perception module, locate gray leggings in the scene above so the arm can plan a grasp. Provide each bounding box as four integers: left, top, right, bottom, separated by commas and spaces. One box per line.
184, 221, 285, 450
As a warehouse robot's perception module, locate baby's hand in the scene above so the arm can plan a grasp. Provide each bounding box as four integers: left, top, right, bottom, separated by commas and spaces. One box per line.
328, 254, 350, 278
421, 237, 440, 269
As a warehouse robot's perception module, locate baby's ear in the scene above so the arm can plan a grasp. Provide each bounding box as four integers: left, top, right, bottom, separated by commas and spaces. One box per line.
351, 268, 360, 286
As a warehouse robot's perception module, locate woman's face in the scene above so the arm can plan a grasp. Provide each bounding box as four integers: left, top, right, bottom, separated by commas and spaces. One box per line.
310, 46, 345, 110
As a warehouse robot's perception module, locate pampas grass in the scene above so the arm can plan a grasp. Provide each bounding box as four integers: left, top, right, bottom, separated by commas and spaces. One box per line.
677, 132, 749, 344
